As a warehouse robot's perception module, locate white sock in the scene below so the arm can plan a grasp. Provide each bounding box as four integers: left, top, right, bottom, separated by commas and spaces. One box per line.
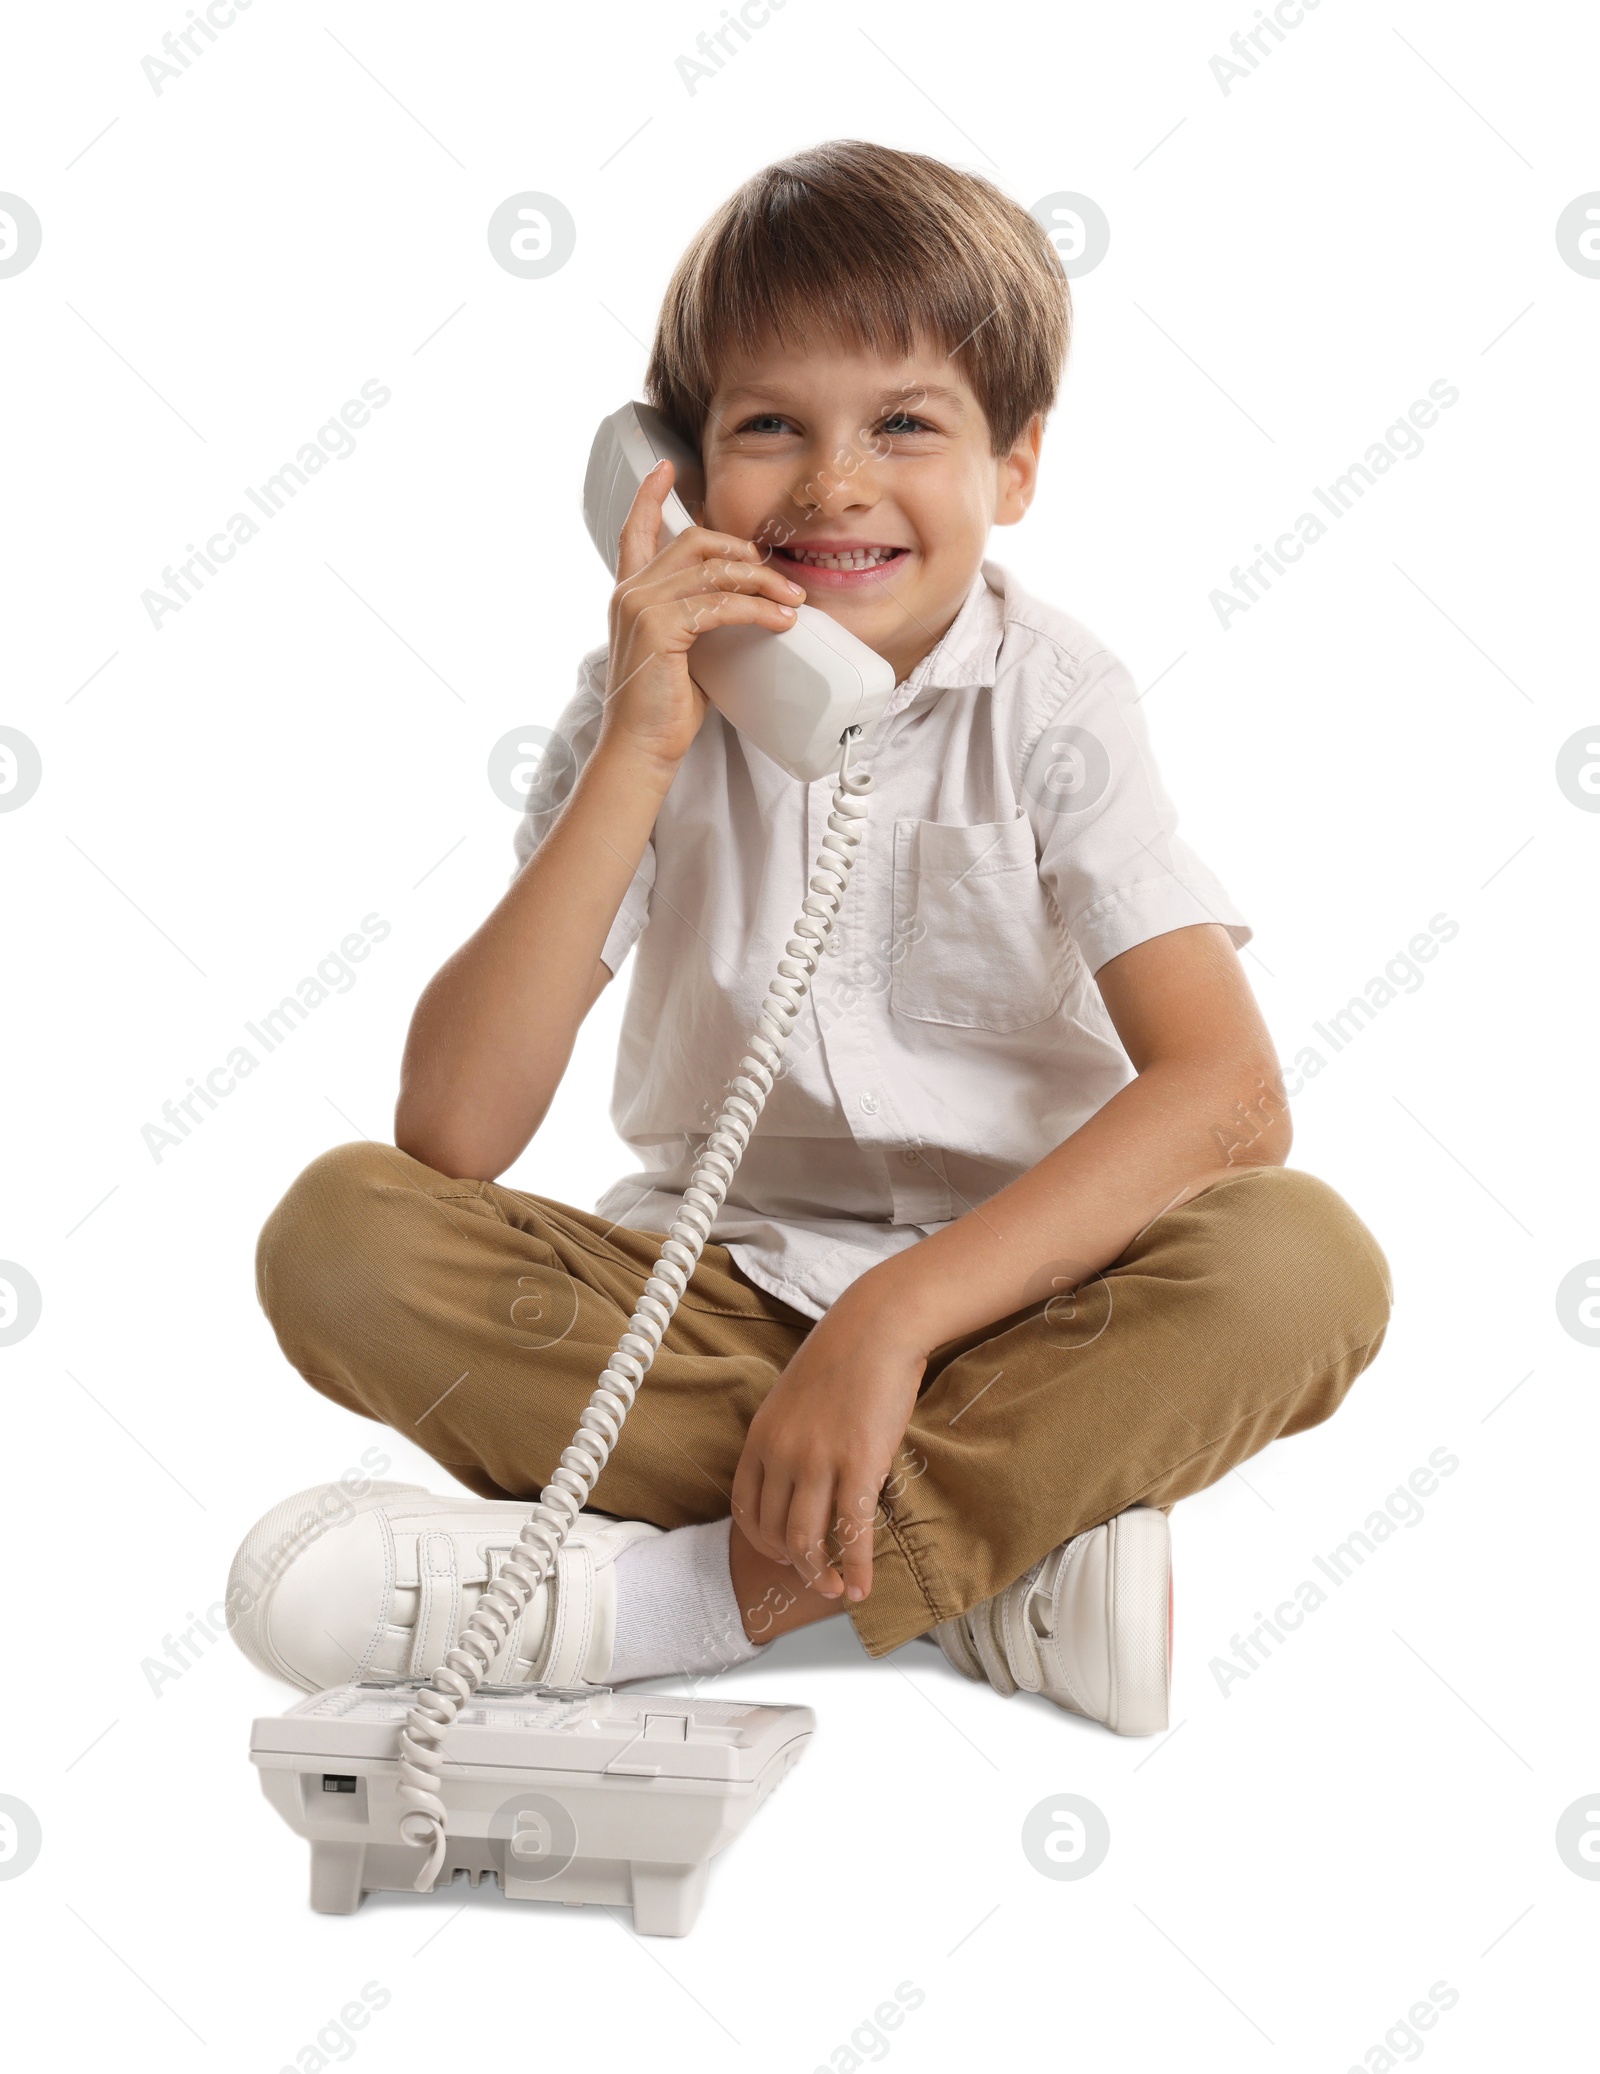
609, 1517, 770, 1683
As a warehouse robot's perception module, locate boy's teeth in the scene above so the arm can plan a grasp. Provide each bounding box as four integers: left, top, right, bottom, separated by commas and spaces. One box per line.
789, 547, 900, 570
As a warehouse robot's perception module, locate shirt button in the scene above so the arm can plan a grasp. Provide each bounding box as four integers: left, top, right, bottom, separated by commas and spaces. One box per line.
825, 936, 843, 956
900, 1149, 919, 1166
859, 1091, 879, 1115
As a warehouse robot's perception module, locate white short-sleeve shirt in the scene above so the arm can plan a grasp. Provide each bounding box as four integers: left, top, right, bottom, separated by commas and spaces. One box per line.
512, 558, 1252, 1321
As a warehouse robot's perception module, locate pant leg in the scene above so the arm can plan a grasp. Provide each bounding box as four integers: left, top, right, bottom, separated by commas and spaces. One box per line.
853, 1163, 1394, 1656
253, 1139, 814, 1523
256, 1144, 1392, 1665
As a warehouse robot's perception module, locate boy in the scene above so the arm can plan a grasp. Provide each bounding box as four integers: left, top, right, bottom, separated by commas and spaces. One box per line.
232, 140, 1391, 1734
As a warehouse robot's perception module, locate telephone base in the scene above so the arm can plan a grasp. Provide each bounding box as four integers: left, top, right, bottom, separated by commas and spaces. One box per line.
251, 1680, 813, 1937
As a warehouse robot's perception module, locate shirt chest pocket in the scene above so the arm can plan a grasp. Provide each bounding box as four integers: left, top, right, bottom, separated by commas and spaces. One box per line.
889, 809, 1073, 1032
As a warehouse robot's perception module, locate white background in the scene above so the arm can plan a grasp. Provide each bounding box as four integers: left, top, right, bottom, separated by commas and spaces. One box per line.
3, 0, 1597, 2067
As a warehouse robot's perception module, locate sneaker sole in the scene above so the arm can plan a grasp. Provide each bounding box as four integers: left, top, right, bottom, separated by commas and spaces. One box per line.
225, 1480, 432, 1686
1105, 1506, 1172, 1736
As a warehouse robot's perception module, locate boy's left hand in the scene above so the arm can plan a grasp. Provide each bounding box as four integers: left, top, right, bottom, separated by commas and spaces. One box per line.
730, 1296, 927, 1603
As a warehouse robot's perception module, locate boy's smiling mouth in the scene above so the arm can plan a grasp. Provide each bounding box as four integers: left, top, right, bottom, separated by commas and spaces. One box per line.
771, 538, 910, 588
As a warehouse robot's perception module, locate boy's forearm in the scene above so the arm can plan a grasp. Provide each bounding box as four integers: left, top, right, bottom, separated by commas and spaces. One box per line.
834, 1054, 1290, 1358
394, 733, 674, 1180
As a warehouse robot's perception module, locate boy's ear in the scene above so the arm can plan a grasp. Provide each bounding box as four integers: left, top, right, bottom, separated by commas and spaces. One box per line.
994, 413, 1044, 526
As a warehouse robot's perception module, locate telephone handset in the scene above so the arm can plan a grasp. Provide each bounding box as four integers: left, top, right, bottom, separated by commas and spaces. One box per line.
251, 403, 885, 1934
583, 401, 895, 783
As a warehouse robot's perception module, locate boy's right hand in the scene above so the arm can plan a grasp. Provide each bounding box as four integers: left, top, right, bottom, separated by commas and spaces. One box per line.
600, 459, 806, 778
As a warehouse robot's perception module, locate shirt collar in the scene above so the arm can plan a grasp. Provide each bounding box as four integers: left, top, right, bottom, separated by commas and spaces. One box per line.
880, 560, 1008, 723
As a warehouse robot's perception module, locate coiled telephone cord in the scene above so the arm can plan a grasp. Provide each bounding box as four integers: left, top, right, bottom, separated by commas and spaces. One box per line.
395, 729, 873, 1886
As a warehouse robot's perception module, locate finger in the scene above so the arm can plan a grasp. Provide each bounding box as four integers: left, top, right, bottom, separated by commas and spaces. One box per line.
785, 1479, 843, 1598
836, 1488, 878, 1603
618, 522, 780, 597
637, 590, 799, 652
614, 459, 674, 584
730, 1448, 764, 1553
756, 1466, 797, 1566
651, 523, 770, 574
618, 494, 766, 591
622, 553, 807, 613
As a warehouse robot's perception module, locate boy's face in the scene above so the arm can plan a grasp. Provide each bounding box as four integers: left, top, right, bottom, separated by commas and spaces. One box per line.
699, 332, 1041, 685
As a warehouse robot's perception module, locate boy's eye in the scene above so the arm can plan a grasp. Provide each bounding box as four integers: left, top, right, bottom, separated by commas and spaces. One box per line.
730, 411, 938, 437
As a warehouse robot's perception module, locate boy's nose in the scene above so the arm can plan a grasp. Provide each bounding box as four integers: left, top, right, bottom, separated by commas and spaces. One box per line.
785, 439, 882, 521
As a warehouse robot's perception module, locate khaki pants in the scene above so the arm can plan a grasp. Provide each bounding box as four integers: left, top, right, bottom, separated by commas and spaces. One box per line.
254, 1142, 1393, 1657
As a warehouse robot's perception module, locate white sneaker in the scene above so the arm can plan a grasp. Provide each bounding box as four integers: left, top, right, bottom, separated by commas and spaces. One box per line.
929, 1507, 1172, 1735
225, 1482, 661, 1693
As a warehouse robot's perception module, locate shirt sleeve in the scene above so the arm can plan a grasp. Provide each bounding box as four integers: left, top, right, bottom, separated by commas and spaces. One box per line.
508, 643, 657, 977
1024, 645, 1253, 975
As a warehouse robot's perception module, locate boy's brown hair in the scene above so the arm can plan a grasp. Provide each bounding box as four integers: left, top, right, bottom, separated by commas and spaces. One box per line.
644, 139, 1071, 458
